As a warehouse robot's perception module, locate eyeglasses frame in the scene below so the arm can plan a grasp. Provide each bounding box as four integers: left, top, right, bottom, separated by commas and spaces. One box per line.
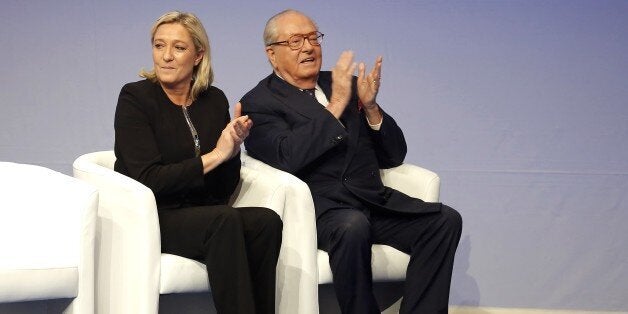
267, 31, 324, 50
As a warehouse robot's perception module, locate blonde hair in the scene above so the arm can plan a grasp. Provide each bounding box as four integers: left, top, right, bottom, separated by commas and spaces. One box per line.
140, 11, 212, 102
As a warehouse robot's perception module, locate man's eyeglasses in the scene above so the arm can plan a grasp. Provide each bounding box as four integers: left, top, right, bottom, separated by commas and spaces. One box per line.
267, 31, 324, 50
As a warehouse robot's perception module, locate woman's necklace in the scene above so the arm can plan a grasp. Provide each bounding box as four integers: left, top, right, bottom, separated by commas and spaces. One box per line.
180, 95, 201, 157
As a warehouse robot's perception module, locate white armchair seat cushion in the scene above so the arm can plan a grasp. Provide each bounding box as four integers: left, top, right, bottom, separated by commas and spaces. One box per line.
159, 254, 209, 294
317, 246, 410, 284
0, 269, 78, 302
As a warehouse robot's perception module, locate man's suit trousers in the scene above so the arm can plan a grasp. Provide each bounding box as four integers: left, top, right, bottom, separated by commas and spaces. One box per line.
317, 205, 462, 314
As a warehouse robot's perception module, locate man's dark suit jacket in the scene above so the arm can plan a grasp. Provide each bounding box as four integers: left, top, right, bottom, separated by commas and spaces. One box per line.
241, 71, 441, 218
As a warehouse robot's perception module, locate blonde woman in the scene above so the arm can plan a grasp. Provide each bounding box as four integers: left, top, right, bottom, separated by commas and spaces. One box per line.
114, 11, 282, 314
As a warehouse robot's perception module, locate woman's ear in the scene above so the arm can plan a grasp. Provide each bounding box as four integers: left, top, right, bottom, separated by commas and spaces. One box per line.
194, 50, 204, 66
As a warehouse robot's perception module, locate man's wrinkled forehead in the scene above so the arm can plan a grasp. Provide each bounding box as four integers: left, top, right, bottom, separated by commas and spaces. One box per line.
276, 12, 317, 37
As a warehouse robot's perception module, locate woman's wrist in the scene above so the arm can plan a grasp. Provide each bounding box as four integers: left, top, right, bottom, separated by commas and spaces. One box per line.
212, 149, 224, 162
201, 149, 226, 174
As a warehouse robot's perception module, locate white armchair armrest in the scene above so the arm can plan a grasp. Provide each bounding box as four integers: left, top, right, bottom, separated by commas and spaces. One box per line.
73, 152, 161, 314
380, 163, 440, 202
241, 152, 320, 314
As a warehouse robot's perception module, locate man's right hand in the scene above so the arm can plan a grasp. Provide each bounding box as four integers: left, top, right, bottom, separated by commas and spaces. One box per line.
327, 51, 357, 119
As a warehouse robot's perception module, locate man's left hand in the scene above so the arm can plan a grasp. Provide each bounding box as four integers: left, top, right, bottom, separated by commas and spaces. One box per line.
357, 56, 383, 110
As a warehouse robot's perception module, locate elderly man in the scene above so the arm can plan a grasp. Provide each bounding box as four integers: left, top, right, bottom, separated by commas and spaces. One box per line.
240, 9, 462, 314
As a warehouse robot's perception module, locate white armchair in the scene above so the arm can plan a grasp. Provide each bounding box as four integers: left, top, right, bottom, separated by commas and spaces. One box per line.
243, 154, 441, 314
72, 151, 318, 314
0, 162, 97, 314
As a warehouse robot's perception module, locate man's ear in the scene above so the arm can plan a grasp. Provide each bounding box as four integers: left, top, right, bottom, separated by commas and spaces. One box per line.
265, 47, 277, 68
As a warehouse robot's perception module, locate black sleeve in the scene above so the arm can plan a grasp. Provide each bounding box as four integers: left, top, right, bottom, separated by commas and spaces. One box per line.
365, 108, 408, 169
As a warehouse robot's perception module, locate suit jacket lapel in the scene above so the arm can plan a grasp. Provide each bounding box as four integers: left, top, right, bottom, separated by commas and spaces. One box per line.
265, 73, 327, 119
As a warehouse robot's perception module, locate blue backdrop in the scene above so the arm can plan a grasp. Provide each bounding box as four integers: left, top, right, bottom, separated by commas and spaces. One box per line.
1, 0, 627, 311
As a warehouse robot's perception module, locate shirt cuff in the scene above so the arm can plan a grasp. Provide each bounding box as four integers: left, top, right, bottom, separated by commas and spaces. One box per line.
366, 116, 382, 131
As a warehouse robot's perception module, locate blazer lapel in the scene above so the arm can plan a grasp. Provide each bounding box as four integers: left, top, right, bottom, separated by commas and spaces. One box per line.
266, 73, 328, 119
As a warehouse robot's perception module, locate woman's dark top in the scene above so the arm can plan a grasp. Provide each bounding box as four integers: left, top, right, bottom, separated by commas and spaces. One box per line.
114, 79, 240, 209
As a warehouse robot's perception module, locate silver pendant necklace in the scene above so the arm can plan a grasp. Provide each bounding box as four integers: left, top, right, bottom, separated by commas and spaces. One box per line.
181, 103, 201, 157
